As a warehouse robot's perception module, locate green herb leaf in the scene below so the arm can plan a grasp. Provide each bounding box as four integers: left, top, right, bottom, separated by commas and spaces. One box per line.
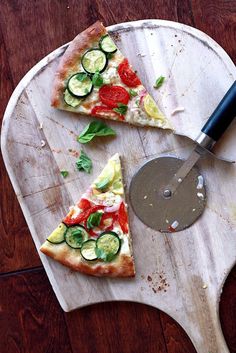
92, 70, 103, 87
129, 89, 138, 97
106, 53, 113, 59
154, 76, 165, 89
87, 211, 103, 229
60, 170, 69, 178
76, 150, 92, 173
113, 103, 128, 115
95, 247, 116, 262
77, 120, 116, 144
76, 72, 88, 82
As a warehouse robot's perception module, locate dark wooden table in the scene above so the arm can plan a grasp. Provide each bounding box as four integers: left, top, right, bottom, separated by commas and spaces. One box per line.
0, 1, 236, 352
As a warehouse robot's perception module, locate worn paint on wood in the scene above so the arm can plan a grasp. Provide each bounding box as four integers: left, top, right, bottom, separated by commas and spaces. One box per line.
1, 20, 236, 353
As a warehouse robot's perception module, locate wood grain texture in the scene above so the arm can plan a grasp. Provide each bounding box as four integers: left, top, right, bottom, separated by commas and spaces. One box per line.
0, 25, 41, 273
0, 1, 236, 353
0, 268, 73, 353
65, 302, 168, 353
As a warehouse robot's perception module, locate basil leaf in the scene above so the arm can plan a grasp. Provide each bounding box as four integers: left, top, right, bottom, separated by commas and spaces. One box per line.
154, 76, 165, 89
76, 72, 88, 82
95, 247, 116, 262
129, 89, 138, 97
60, 170, 69, 178
77, 120, 116, 144
106, 53, 113, 59
92, 70, 103, 87
87, 211, 103, 229
113, 103, 128, 115
76, 150, 92, 173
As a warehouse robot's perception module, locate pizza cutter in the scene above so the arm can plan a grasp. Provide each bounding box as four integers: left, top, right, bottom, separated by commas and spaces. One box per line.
130, 81, 236, 232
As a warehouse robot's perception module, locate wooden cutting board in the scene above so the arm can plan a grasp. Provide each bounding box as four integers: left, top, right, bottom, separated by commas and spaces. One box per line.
1, 20, 236, 353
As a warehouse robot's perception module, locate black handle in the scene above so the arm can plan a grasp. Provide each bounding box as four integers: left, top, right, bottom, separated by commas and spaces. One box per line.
201, 81, 236, 141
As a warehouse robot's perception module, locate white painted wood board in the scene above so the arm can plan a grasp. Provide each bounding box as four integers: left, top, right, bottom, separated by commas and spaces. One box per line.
1, 20, 236, 353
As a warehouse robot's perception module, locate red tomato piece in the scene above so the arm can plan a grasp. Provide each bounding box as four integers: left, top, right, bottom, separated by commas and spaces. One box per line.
118, 202, 129, 233
99, 85, 130, 108
118, 58, 141, 87
78, 198, 91, 211
64, 205, 104, 226
91, 105, 122, 119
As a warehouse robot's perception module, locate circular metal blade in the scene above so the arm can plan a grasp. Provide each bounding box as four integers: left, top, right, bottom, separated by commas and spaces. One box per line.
129, 157, 206, 232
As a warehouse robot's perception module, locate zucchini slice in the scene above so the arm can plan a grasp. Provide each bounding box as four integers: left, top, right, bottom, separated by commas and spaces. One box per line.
82, 49, 107, 74
47, 223, 67, 244
67, 73, 93, 98
99, 35, 117, 54
81, 240, 98, 261
64, 89, 82, 107
65, 225, 89, 249
96, 231, 121, 262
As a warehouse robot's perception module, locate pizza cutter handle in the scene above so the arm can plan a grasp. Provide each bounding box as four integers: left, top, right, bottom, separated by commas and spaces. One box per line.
200, 81, 236, 147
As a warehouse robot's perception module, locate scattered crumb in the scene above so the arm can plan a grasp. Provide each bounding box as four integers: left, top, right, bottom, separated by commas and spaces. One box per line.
39, 122, 43, 129
68, 149, 80, 158
143, 195, 148, 199
52, 148, 62, 153
202, 284, 208, 289
40, 140, 46, 147
178, 178, 182, 183
67, 5, 70, 8
171, 107, 185, 116
149, 203, 153, 207
192, 208, 196, 212
165, 219, 169, 224
146, 271, 170, 293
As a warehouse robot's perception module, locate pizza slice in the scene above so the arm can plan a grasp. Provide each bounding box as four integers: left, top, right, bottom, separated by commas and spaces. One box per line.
51, 21, 172, 130
40, 153, 135, 277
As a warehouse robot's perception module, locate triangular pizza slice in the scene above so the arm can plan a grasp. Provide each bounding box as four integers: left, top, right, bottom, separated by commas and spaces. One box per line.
40, 154, 135, 277
51, 21, 172, 130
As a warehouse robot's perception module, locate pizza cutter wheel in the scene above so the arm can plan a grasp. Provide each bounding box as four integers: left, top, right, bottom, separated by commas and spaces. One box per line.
130, 81, 236, 232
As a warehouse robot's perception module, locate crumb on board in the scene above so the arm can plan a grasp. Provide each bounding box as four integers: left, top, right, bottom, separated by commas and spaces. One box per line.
145, 271, 170, 293
202, 284, 208, 289
171, 107, 185, 116
68, 149, 80, 158
144, 195, 148, 199
40, 140, 46, 147
39, 122, 43, 129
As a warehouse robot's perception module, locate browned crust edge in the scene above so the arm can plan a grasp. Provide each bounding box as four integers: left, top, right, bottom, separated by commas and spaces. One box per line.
51, 21, 107, 107
40, 242, 135, 278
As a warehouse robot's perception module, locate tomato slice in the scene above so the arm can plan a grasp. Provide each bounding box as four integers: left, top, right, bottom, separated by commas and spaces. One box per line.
118, 59, 141, 88
78, 198, 91, 211
64, 205, 104, 226
118, 202, 128, 233
91, 105, 123, 119
99, 85, 130, 108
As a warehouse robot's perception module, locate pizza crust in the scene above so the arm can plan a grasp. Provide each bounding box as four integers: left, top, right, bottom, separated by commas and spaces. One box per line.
40, 241, 135, 277
51, 21, 107, 108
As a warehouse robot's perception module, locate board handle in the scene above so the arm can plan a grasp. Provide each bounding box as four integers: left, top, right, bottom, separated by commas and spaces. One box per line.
197, 82, 236, 150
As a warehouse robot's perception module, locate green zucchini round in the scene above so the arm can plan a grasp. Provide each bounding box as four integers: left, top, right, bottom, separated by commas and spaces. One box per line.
95, 231, 121, 262
47, 223, 67, 244
99, 35, 117, 54
67, 73, 93, 98
81, 240, 98, 261
64, 89, 82, 107
65, 225, 89, 249
81, 49, 107, 74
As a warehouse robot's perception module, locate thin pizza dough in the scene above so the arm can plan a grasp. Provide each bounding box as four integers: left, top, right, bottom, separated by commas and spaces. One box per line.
40, 154, 135, 277
51, 21, 172, 129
